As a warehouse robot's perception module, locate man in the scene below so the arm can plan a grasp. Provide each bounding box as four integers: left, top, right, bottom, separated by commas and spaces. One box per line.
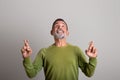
21, 18, 97, 80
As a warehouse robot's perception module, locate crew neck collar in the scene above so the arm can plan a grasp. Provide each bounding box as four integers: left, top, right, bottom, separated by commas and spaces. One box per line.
52, 43, 69, 48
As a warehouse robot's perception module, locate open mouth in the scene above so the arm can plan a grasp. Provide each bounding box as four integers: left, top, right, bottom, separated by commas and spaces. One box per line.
56, 29, 64, 34
54, 29, 65, 39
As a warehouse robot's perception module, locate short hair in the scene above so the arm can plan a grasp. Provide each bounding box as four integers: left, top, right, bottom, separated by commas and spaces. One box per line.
52, 18, 68, 30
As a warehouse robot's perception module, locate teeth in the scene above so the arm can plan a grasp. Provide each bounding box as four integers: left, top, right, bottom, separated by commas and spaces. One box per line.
58, 30, 62, 33
57, 30, 63, 33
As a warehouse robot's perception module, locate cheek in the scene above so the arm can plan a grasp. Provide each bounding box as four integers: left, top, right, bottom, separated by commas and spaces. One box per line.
53, 28, 57, 31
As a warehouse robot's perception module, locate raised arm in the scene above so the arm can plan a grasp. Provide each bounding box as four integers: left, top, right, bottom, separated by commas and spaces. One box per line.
78, 41, 97, 77
21, 40, 43, 78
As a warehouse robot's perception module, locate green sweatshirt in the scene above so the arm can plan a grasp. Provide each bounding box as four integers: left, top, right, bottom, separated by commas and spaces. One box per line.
23, 44, 97, 80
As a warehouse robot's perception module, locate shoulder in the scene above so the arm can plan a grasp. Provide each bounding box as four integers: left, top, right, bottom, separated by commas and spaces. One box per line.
37, 44, 54, 54
37, 48, 46, 57
68, 43, 83, 53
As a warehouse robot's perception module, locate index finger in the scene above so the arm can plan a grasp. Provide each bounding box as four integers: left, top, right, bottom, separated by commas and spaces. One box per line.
88, 41, 94, 50
24, 40, 29, 46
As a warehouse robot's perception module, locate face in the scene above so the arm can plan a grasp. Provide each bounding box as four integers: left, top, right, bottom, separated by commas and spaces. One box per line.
51, 21, 69, 39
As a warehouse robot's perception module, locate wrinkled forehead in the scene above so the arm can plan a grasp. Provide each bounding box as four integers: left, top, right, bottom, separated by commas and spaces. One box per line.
54, 21, 66, 26
52, 20, 68, 30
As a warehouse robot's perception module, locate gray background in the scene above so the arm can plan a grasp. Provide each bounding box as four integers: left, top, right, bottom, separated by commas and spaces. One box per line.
0, 0, 120, 80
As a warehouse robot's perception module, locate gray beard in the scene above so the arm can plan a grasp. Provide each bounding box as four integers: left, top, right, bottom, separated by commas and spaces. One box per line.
53, 30, 66, 39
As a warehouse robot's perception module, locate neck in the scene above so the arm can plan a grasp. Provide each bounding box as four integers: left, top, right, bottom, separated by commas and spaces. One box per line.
54, 38, 67, 47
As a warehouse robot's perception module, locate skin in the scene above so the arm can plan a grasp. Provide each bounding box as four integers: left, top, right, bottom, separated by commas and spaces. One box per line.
21, 20, 97, 58
51, 21, 69, 47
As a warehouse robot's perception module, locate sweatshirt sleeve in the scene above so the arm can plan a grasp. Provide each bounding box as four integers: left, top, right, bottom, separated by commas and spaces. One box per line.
23, 48, 45, 78
76, 46, 97, 77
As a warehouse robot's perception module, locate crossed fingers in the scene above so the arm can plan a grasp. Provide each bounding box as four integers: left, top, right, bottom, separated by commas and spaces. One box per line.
88, 41, 96, 53
21, 40, 32, 55
86, 41, 97, 58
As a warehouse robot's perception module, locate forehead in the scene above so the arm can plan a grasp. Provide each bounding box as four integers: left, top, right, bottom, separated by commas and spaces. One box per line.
52, 20, 68, 30
54, 21, 66, 25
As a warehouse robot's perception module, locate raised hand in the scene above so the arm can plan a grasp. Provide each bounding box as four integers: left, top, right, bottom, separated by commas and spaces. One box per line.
21, 40, 32, 58
85, 41, 97, 58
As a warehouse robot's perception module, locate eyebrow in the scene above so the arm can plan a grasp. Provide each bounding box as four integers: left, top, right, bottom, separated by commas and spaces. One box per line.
52, 21, 68, 30
55, 22, 66, 25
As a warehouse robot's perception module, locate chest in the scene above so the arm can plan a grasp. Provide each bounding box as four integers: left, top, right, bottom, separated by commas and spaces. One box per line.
44, 48, 78, 67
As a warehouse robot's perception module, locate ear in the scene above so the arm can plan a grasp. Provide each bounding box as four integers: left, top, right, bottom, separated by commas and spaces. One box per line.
51, 30, 53, 35
66, 31, 69, 36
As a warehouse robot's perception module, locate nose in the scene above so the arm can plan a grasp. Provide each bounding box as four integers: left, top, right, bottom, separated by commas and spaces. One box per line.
58, 26, 62, 29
